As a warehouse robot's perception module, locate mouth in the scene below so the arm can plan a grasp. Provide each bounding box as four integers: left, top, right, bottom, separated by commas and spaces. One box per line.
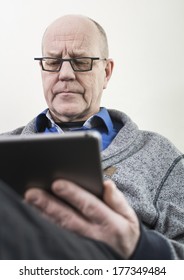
54, 91, 81, 100
55, 89, 79, 93
57, 91, 77, 95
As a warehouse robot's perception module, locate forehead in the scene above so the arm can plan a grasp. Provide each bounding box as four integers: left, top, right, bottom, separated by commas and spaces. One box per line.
42, 17, 100, 56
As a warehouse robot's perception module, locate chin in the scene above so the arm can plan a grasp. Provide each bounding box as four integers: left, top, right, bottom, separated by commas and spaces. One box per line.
54, 108, 84, 122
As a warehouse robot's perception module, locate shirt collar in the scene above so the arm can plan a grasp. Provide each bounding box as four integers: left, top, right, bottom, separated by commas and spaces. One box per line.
35, 107, 113, 134
83, 107, 113, 133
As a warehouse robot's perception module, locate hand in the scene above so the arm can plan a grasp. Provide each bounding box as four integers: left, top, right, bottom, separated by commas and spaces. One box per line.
25, 179, 140, 259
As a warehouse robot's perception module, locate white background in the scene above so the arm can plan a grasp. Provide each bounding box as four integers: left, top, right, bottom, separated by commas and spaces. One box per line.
0, 0, 184, 151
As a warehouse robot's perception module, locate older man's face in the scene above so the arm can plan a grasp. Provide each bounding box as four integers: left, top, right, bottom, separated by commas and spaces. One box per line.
41, 16, 113, 122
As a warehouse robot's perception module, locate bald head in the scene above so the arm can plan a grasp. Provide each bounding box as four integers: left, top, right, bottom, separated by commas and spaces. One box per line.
42, 15, 109, 58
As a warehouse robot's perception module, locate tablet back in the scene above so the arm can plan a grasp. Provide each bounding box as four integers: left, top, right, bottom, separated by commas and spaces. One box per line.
0, 131, 103, 198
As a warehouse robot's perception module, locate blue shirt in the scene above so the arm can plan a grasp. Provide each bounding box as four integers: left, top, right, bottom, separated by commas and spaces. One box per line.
35, 108, 122, 150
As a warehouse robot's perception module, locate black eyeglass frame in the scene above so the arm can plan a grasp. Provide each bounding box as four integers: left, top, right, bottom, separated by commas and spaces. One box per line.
34, 57, 107, 72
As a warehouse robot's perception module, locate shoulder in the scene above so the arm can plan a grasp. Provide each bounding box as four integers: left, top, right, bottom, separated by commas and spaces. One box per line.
0, 126, 25, 136
0, 118, 36, 136
141, 129, 182, 156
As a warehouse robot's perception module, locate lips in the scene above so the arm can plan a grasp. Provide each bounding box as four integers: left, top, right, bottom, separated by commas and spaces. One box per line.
53, 91, 82, 101
53, 88, 83, 96
55, 91, 78, 95
60, 91, 76, 93
53, 81, 83, 95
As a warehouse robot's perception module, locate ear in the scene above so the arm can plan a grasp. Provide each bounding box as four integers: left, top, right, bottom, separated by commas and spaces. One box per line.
103, 59, 114, 89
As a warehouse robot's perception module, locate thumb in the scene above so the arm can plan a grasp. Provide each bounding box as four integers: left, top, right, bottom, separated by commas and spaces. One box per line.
103, 179, 136, 220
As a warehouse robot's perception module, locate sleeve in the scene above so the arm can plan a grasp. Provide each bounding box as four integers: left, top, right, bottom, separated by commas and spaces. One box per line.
130, 224, 173, 259
132, 154, 184, 260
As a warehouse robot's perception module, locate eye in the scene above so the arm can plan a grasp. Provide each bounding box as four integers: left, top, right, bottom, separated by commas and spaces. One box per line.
45, 59, 60, 66
42, 58, 61, 71
71, 58, 91, 71
74, 58, 90, 65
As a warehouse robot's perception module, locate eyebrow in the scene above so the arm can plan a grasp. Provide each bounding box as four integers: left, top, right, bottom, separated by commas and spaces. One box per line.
45, 50, 89, 58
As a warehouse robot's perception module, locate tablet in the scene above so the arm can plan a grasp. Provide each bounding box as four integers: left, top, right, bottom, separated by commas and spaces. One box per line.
0, 131, 103, 198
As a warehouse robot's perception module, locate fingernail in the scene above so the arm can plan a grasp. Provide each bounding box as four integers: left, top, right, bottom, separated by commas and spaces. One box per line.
52, 180, 64, 191
25, 193, 39, 204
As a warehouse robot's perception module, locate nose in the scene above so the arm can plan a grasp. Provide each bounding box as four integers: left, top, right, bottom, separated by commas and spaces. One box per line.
58, 60, 76, 81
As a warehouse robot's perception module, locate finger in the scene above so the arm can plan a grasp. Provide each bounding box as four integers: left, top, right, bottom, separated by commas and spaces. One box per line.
103, 180, 137, 221
51, 179, 113, 222
25, 188, 92, 232
25, 188, 50, 209
25, 188, 64, 218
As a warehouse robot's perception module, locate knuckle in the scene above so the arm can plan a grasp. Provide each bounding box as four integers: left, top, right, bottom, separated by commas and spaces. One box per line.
79, 201, 97, 217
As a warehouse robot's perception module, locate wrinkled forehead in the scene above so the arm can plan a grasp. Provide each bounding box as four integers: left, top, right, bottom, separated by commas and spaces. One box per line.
42, 17, 101, 56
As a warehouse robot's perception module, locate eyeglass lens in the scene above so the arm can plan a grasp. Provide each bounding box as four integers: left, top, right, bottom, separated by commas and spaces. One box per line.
42, 58, 92, 71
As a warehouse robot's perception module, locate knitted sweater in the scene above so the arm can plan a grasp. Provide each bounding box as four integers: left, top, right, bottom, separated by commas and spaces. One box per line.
2, 109, 184, 259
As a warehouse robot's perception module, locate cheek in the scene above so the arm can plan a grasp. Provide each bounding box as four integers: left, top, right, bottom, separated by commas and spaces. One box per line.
42, 74, 56, 100
77, 74, 93, 100
81, 72, 101, 92
86, 74, 104, 95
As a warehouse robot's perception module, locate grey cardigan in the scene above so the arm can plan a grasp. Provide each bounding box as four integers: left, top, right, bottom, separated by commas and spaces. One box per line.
2, 109, 184, 259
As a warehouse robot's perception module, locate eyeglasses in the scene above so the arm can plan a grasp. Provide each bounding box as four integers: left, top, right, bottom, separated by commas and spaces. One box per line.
34, 57, 107, 72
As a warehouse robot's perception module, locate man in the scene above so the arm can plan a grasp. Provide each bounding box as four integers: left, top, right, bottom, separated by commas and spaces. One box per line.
1, 14, 184, 260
